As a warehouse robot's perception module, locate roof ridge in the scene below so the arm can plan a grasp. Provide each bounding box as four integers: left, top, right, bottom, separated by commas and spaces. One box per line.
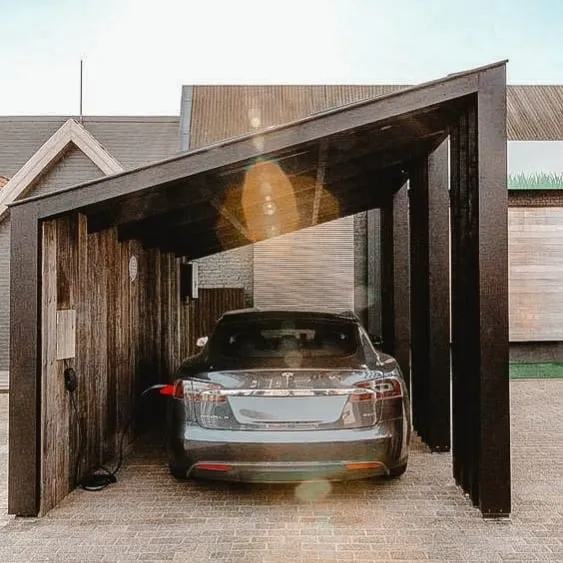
0, 119, 123, 221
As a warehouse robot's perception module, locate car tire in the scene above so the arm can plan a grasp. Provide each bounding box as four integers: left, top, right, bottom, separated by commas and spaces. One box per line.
169, 463, 188, 481
385, 461, 407, 479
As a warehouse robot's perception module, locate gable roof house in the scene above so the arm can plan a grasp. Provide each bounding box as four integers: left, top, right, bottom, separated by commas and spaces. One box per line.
0, 115, 181, 372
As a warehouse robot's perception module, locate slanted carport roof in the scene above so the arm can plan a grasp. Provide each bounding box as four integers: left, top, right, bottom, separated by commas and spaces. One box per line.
9, 60, 511, 519
11, 61, 504, 260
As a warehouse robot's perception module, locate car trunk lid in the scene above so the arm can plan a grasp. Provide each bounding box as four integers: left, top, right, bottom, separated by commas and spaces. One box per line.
184, 369, 379, 430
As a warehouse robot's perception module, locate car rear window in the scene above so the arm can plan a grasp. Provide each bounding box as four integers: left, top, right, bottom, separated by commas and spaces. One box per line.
211, 318, 359, 360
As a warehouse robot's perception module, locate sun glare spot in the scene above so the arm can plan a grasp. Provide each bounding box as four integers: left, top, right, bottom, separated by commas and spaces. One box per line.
248, 108, 261, 129
295, 479, 332, 503
241, 159, 299, 242
253, 135, 265, 151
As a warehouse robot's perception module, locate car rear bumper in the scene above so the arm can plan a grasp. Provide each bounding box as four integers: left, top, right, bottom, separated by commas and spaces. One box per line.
189, 460, 389, 482
168, 424, 406, 482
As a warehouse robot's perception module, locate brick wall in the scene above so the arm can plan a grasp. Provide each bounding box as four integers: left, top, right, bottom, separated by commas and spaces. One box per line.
509, 190, 563, 207
195, 245, 254, 306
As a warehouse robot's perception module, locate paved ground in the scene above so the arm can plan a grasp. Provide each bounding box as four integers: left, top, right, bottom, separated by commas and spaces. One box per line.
0, 380, 561, 562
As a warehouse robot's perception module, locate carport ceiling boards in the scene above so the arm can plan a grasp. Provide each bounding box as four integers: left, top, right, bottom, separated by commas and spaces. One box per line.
10, 64, 490, 260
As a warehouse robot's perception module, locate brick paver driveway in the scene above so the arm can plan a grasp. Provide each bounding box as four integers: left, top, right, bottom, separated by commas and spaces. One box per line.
0, 380, 562, 562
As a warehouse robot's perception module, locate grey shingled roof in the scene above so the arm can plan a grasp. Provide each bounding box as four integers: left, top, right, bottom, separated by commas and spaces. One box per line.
0, 116, 180, 179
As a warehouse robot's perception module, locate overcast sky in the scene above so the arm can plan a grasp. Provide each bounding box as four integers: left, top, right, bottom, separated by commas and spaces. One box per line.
1, 0, 562, 115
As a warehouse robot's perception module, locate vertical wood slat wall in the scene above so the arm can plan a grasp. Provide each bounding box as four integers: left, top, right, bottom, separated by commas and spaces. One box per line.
40, 214, 183, 515
184, 287, 245, 358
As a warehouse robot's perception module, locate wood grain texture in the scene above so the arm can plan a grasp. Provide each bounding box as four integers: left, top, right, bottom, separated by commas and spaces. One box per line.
55, 310, 76, 360
39, 215, 184, 514
185, 288, 245, 358
509, 207, 563, 341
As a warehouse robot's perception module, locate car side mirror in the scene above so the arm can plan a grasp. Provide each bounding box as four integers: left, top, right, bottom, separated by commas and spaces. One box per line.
369, 334, 383, 347
196, 336, 208, 348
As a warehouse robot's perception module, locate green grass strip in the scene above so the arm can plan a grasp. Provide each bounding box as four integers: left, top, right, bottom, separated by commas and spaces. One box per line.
509, 362, 563, 379
508, 172, 563, 190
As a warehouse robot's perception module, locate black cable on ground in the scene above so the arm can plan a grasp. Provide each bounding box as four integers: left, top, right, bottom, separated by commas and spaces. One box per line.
68, 381, 167, 492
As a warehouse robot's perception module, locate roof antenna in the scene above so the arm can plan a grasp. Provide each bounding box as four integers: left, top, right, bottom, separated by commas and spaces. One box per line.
79, 59, 84, 124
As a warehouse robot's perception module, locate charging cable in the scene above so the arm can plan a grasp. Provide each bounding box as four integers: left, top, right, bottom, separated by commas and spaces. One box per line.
65, 368, 166, 492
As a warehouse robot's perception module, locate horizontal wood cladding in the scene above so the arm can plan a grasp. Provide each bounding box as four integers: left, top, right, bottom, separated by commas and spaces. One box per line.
253, 217, 355, 311
190, 85, 563, 149
40, 214, 182, 515
509, 207, 563, 341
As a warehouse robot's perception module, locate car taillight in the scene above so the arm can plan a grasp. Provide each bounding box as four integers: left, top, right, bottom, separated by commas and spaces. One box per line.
159, 379, 225, 401
159, 381, 187, 399
183, 380, 226, 403
355, 376, 402, 399
355, 375, 404, 421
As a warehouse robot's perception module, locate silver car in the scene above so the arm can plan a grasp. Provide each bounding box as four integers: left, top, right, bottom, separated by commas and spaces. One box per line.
162, 309, 411, 482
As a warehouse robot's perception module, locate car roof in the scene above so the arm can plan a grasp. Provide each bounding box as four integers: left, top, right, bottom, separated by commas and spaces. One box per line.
218, 308, 362, 324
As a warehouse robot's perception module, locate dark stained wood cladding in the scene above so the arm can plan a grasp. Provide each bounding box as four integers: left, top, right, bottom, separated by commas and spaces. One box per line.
190, 85, 563, 148
189, 86, 406, 148
39, 214, 183, 515
184, 288, 245, 358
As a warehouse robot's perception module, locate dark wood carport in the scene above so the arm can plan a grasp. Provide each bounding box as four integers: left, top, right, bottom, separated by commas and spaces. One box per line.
9, 61, 509, 517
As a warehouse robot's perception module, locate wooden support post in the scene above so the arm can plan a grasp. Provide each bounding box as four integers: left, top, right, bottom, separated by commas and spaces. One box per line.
8, 204, 41, 516
409, 141, 450, 451
367, 209, 382, 338
451, 106, 480, 505
451, 65, 510, 518
393, 186, 411, 389
476, 66, 511, 517
380, 185, 410, 383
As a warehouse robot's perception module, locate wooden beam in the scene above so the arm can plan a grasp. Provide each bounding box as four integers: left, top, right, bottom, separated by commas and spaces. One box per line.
451, 106, 480, 504
16, 65, 487, 222
206, 191, 252, 243
451, 72, 510, 517
149, 172, 404, 258
476, 65, 510, 518
427, 141, 451, 451
120, 165, 406, 250
116, 200, 213, 241
392, 185, 411, 387
366, 209, 382, 337
172, 178, 402, 260
8, 203, 41, 516
408, 140, 450, 452
380, 184, 410, 381
312, 140, 329, 226
89, 149, 410, 235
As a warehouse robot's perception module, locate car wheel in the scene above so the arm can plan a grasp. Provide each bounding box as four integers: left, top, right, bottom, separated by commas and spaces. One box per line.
169, 463, 188, 481
385, 461, 407, 479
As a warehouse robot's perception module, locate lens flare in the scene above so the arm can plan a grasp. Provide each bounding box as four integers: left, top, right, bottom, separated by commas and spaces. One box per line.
295, 479, 332, 503
241, 159, 300, 242
248, 108, 261, 129
253, 135, 265, 151
213, 156, 340, 254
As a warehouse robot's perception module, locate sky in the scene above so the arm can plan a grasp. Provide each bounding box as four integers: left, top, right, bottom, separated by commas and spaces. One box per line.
0, 0, 562, 115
